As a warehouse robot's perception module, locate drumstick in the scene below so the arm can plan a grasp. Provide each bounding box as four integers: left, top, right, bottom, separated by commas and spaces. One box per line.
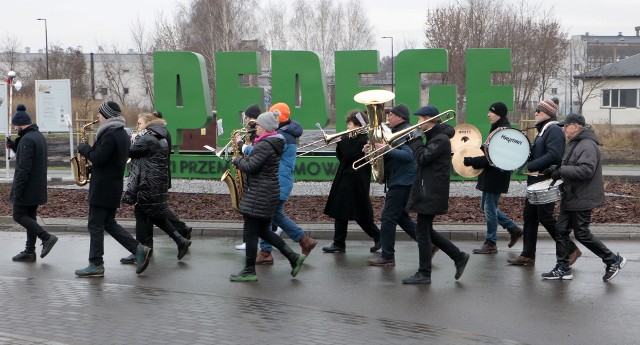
524, 172, 544, 177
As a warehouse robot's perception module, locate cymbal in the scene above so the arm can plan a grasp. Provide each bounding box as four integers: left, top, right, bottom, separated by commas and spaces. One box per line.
451, 123, 482, 153
354, 90, 395, 105
452, 145, 484, 178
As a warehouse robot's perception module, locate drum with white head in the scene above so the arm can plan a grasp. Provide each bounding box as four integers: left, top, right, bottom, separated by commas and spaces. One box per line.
484, 127, 530, 171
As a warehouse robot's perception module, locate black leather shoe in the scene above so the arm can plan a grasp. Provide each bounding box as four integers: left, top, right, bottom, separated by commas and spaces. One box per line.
369, 241, 381, 253
454, 252, 470, 280
12, 251, 36, 262
322, 244, 345, 253
177, 239, 192, 260
181, 227, 193, 240
402, 272, 431, 284
120, 254, 136, 264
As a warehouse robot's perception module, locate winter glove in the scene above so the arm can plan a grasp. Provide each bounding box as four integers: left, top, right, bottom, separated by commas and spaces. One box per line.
542, 167, 556, 178
122, 191, 137, 205
550, 169, 561, 181
5, 137, 13, 150
463, 157, 473, 167
77, 143, 91, 157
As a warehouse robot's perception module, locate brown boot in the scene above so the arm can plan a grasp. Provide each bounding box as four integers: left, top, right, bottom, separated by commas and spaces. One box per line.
472, 240, 497, 254
507, 226, 523, 248
507, 255, 535, 266
255, 250, 274, 265
568, 247, 582, 266
299, 235, 317, 256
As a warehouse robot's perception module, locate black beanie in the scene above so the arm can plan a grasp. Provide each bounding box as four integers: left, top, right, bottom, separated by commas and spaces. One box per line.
99, 101, 122, 119
390, 104, 410, 121
243, 104, 261, 119
11, 104, 32, 126
489, 102, 508, 118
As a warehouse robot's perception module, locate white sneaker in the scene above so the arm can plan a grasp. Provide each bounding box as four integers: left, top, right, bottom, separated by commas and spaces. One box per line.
235, 243, 246, 250
275, 227, 283, 236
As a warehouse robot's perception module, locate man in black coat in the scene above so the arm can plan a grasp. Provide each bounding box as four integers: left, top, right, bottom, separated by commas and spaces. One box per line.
464, 102, 522, 254
403, 105, 470, 284
6, 104, 58, 261
508, 99, 580, 266
74, 101, 151, 277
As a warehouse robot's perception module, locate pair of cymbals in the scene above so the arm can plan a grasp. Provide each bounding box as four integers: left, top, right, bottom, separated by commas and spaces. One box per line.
451, 124, 483, 178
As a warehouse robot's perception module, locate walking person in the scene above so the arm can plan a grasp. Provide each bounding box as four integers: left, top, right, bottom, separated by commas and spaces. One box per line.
120, 110, 193, 264
230, 111, 306, 282
366, 104, 418, 266
508, 99, 581, 266
74, 101, 152, 277
402, 105, 470, 284
6, 104, 58, 261
121, 113, 191, 262
463, 102, 523, 254
252, 103, 317, 265
322, 110, 381, 254
541, 114, 626, 281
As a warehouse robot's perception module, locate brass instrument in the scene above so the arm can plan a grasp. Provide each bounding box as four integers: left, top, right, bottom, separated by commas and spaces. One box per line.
352, 110, 456, 170
220, 120, 256, 211
296, 123, 369, 157
70, 119, 99, 186
353, 90, 395, 184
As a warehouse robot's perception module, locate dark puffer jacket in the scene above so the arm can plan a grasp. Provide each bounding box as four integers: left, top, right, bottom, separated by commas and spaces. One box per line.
234, 134, 285, 219
556, 126, 605, 211
9, 125, 48, 206
466, 117, 513, 194
526, 119, 564, 185
383, 120, 418, 188
406, 123, 455, 215
126, 123, 170, 216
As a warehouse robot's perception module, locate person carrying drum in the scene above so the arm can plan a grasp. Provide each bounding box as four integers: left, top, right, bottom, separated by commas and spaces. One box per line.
508, 99, 581, 266
463, 102, 523, 254
541, 114, 626, 281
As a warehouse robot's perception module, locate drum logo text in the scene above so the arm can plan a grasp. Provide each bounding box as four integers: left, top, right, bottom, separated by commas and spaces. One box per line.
501, 134, 523, 145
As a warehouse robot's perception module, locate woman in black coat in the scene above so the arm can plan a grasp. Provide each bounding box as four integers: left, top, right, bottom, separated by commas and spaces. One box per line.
322, 110, 381, 253
122, 113, 191, 261
230, 112, 306, 282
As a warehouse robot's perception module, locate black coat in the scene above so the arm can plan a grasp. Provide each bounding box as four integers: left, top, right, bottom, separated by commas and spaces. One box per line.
9, 125, 48, 206
126, 123, 170, 216
466, 117, 513, 194
234, 134, 285, 219
79, 118, 131, 208
526, 119, 565, 185
323, 132, 375, 221
406, 123, 454, 215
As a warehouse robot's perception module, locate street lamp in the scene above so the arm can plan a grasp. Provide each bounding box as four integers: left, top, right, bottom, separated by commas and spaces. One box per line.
37, 18, 49, 79
382, 36, 394, 99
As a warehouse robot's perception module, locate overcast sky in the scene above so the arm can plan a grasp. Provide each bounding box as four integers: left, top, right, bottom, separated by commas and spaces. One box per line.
3, 0, 639, 59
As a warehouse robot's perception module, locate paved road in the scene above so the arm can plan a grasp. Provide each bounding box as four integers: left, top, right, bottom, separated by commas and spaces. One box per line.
0, 232, 638, 345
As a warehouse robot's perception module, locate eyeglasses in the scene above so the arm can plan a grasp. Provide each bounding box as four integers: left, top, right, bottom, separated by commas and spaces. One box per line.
535, 108, 542, 113
137, 122, 144, 125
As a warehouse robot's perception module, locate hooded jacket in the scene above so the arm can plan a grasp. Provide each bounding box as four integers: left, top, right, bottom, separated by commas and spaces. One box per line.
383, 120, 418, 188
277, 119, 303, 200
234, 134, 285, 219
406, 122, 455, 215
556, 125, 605, 211
126, 123, 170, 216
9, 124, 48, 206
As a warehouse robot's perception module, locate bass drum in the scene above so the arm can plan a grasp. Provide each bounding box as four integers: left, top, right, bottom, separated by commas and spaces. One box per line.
485, 127, 530, 171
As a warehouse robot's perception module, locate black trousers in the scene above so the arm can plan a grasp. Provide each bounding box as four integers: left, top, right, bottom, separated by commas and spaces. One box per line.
332, 218, 380, 248
521, 199, 577, 258
416, 214, 463, 276
243, 215, 294, 262
88, 205, 138, 266
134, 206, 183, 248
556, 209, 615, 267
13, 205, 49, 252
380, 185, 416, 260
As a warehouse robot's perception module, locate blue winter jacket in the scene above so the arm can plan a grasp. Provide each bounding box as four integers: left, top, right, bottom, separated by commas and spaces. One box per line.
383, 120, 417, 188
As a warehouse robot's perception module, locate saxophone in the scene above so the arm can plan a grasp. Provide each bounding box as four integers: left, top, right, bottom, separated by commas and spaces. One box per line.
70, 119, 99, 186
220, 121, 254, 211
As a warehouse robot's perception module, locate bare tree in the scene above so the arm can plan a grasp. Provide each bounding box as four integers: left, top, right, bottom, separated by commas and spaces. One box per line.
131, 17, 155, 107
0, 35, 22, 73
262, 1, 290, 50
572, 44, 613, 114
96, 46, 135, 107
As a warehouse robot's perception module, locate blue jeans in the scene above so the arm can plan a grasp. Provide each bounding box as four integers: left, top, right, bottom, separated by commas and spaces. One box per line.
260, 200, 305, 252
481, 191, 517, 243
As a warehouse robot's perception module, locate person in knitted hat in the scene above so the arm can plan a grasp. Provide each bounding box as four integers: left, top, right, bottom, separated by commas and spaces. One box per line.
366, 103, 422, 266
242, 104, 261, 120
463, 101, 523, 255
507, 99, 581, 267
230, 109, 306, 282
6, 104, 59, 262
75, 100, 152, 277
250, 102, 316, 264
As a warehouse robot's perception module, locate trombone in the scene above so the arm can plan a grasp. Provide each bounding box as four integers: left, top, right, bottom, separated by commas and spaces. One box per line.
352, 109, 456, 171
296, 123, 369, 157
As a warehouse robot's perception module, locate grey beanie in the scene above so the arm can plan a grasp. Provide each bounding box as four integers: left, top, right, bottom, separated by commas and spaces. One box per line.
256, 112, 279, 132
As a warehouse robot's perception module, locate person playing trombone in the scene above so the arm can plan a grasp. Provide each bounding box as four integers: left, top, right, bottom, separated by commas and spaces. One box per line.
365, 104, 418, 267
402, 105, 470, 284
322, 110, 381, 253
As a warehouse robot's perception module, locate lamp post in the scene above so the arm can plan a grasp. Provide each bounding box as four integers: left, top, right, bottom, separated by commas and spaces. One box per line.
37, 18, 49, 79
382, 36, 394, 99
